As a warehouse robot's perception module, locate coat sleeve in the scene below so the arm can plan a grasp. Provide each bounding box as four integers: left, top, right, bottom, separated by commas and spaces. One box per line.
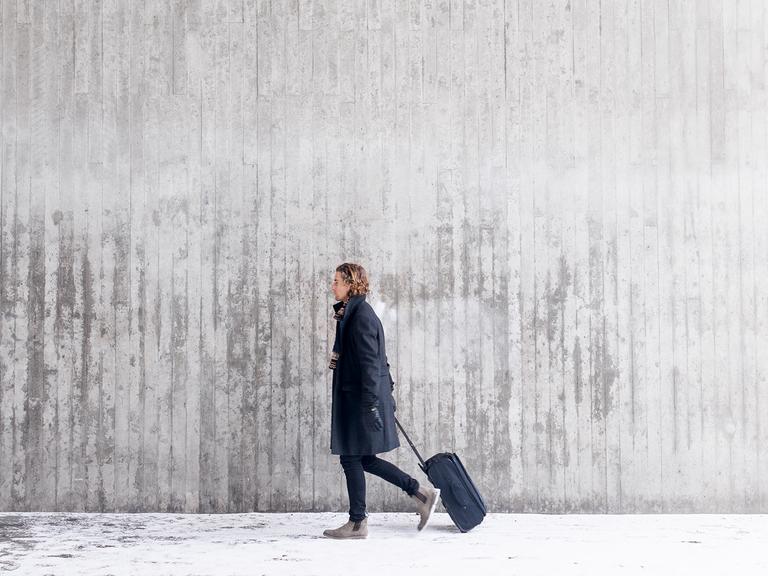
355, 313, 381, 406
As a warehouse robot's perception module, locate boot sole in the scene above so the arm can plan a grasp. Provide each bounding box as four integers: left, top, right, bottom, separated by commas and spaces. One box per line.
418, 488, 441, 531
323, 532, 368, 539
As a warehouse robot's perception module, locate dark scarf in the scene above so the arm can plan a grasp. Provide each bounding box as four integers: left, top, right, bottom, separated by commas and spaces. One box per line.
328, 298, 347, 370
329, 294, 365, 370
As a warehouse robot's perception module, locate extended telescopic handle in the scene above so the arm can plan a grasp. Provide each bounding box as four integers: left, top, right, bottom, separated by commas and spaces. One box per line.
394, 416, 427, 472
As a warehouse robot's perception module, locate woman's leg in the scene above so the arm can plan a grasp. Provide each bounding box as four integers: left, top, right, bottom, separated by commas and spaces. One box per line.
360, 455, 420, 496
339, 455, 367, 521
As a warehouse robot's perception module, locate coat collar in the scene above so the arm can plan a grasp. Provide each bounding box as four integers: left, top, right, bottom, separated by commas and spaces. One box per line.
333, 293, 366, 324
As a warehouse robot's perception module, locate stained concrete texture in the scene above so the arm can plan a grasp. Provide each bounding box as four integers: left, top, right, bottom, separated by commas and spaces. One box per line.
1, 1, 767, 514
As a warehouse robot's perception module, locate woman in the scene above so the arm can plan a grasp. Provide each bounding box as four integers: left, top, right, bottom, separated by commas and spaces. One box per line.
323, 262, 441, 539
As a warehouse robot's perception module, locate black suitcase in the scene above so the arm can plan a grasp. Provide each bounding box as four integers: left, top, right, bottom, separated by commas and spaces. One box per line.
395, 416, 487, 532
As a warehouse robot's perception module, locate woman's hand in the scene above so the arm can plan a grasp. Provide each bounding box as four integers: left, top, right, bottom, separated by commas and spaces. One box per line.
362, 404, 383, 432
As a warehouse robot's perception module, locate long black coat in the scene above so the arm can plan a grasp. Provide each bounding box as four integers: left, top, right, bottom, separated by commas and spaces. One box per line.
330, 294, 399, 456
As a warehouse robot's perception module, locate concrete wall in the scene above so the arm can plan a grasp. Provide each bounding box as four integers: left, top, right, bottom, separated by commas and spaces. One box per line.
1, 0, 767, 513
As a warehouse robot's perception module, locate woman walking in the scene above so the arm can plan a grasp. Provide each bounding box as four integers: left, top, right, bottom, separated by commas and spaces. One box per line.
323, 262, 440, 539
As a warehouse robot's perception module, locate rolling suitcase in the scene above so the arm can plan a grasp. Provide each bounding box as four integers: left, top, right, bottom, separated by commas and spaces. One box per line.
395, 416, 487, 532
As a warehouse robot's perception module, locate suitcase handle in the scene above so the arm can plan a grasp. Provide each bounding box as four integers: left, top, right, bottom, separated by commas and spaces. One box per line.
394, 416, 427, 470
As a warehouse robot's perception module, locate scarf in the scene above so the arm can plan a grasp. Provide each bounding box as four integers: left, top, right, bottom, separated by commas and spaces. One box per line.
328, 298, 348, 370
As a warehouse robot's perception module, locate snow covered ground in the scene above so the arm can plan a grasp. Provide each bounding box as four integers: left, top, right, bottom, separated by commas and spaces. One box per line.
0, 511, 766, 575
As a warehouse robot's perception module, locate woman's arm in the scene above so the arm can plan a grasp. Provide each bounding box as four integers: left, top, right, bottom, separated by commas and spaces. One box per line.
355, 313, 381, 407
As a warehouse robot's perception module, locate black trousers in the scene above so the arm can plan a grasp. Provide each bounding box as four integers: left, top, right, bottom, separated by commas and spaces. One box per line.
339, 454, 420, 522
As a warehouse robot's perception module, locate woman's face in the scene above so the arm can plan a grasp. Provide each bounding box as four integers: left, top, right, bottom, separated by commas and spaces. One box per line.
331, 271, 351, 302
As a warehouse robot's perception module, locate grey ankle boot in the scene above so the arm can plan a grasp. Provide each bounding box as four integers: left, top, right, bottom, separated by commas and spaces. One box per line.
410, 485, 441, 531
322, 517, 368, 539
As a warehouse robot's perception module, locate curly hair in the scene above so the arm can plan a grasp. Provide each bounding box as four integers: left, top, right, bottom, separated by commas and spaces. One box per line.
335, 262, 370, 296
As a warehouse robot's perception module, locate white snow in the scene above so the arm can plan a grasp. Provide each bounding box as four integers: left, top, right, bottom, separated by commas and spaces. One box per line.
1, 511, 766, 575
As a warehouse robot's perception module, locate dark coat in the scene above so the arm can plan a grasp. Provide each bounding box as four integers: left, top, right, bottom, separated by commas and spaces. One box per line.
330, 294, 399, 456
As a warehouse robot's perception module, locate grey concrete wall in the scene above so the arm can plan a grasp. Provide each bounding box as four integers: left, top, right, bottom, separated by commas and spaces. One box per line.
1, 0, 767, 513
